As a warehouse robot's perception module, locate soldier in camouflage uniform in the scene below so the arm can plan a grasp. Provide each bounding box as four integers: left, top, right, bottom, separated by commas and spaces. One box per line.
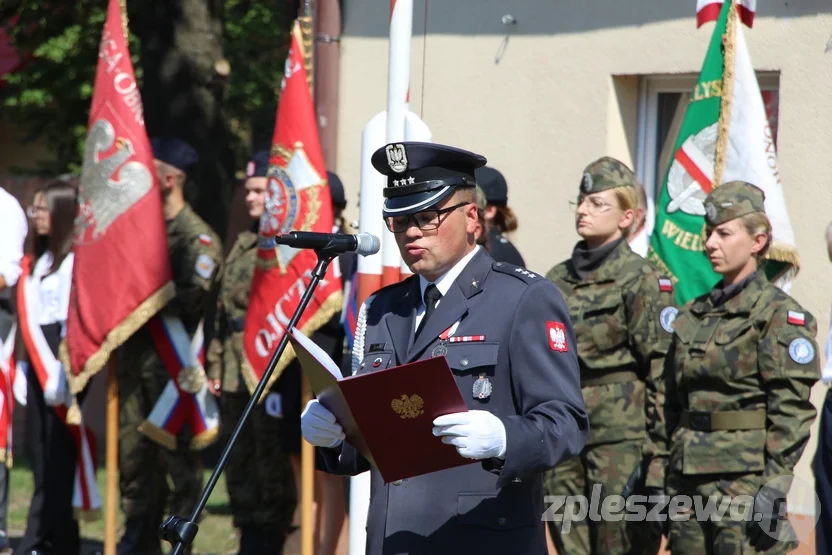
543, 157, 676, 555
116, 138, 223, 555
206, 151, 297, 555
648, 181, 819, 554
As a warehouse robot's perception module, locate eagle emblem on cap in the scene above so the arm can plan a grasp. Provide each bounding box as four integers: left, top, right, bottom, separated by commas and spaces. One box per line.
704, 201, 717, 222
386, 144, 408, 174
581, 172, 593, 193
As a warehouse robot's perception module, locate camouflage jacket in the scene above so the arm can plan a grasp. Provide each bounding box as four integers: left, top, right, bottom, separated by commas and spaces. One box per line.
546, 240, 675, 451
655, 271, 818, 483
206, 230, 257, 393
118, 204, 223, 373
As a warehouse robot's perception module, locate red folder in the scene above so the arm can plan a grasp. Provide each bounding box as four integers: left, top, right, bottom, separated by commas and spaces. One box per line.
289, 327, 472, 483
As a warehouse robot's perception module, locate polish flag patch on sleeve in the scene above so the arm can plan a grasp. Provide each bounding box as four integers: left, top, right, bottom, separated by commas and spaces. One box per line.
547, 321, 568, 352
658, 278, 673, 293
787, 310, 806, 326
198, 234, 213, 246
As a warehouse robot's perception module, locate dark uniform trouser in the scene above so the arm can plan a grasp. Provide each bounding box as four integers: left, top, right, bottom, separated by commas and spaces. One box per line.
117, 358, 169, 554
165, 427, 203, 519
814, 387, 832, 555
17, 323, 80, 555
545, 438, 657, 555
667, 471, 797, 555
221, 390, 297, 547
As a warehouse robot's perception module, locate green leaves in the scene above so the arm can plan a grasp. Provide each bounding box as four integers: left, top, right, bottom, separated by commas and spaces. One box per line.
1, 0, 294, 176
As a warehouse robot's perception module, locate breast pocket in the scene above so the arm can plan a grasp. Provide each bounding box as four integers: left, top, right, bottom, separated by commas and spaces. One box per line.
358, 351, 395, 374
712, 321, 757, 378
582, 291, 627, 352
446, 343, 500, 405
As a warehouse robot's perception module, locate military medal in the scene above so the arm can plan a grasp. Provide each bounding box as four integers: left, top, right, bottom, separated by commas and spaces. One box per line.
432, 321, 461, 358
473, 374, 492, 400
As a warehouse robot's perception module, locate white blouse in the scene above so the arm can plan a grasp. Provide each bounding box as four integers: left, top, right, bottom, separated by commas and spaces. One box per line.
32, 251, 74, 327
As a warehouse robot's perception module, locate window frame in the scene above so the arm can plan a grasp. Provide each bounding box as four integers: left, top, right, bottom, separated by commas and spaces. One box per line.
635, 73, 780, 203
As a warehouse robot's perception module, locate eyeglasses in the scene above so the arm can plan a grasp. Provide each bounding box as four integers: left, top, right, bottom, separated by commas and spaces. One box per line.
384, 201, 472, 233
568, 195, 614, 216
27, 205, 49, 218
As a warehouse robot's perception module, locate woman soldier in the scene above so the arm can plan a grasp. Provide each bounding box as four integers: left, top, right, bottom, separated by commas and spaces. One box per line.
653, 181, 818, 554
206, 152, 297, 554
544, 157, 676, 555
473, 166, 525, 267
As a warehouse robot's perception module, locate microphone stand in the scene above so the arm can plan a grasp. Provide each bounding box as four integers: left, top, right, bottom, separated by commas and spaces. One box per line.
159, 245, 340, 555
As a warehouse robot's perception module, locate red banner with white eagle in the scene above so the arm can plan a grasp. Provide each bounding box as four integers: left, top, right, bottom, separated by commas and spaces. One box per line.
242, 19, 343, 396
60, 0, 175, 393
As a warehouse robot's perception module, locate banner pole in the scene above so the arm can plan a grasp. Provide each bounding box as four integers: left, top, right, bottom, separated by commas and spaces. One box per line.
104, 358, 119, 555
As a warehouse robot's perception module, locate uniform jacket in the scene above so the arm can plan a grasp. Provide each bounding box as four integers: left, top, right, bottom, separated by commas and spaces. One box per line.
118, 203, 223, 375
318, 248, 588, 555
207, 229, 257, 393
546, 240, 675, 485
486, 228, 525, 268
654, 271, 818, 482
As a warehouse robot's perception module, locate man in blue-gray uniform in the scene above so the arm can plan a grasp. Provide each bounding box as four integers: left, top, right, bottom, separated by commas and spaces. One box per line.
300, 141, 588, 555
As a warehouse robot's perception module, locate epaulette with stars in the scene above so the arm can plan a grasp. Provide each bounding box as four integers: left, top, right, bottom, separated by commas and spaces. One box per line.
491, 261, 541, 284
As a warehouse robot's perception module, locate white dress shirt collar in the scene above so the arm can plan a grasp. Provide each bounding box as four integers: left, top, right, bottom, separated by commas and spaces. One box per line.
418, 245, 481, 304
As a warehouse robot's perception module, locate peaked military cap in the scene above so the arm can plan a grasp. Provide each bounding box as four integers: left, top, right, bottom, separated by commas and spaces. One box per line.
371, 141, 487, 217
474, 166, 508, 206
703, 181, 766, 226
327, 171, 346, 208
150, 137, 199, 174
246, 151, 270, 178
579, 156, 636, 195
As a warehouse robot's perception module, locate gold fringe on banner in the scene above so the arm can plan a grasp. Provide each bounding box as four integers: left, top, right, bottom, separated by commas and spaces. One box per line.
713, 0, 738, 188
75, 507, 102, 522
119, 0, 129, 40
242, 290, 343, 403
61, 282, 176, 395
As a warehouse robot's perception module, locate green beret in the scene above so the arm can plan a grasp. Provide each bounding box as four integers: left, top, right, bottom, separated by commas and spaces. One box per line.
579, 157, 637, 195
703, 181, 766, 226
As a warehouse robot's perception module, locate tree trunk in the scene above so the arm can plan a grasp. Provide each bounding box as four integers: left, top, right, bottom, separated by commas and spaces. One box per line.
137, 0, 234, 236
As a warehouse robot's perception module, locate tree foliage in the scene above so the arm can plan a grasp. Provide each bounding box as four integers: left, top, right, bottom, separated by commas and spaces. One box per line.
0, 0, 297, 176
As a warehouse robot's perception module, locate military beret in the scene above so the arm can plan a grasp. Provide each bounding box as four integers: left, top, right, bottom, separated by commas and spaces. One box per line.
579, 156, 636, 195
703, 181, 766, 226
474, 166, 508, 207
150, 137, 198, 174
371, 141, 487, 217
246, 151, 270, 178
327, 171, 346, 208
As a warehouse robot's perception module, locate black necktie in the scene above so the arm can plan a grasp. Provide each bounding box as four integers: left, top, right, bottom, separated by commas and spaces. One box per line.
415, 284, 442, 340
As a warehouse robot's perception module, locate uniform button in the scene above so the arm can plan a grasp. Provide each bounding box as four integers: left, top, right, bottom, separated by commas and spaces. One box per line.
497, 517, 507, 526
460, 358, 469, 367
392, 480, 403, 486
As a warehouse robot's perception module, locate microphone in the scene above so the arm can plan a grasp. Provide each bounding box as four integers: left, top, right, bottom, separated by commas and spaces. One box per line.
275, 231, 380, 256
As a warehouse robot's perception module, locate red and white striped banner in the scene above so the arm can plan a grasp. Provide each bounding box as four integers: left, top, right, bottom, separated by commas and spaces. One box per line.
17, 256, 100, 517
697, 0, 755, 28
140, 315, 219, 451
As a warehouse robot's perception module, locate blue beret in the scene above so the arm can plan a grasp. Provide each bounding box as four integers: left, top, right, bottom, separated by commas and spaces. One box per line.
246, 151, 270, 178
327, 171, 346, 207
150, 137, 198, 173
475, 166, 508, 206
371, 141, 487, 217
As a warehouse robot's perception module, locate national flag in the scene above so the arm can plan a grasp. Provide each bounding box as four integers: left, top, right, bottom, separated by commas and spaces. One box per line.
60, 0, 175, 393
648, 0, 799, 305
787, 311, 806, 327
242, 20, 343, 395
697, 0, 755, 28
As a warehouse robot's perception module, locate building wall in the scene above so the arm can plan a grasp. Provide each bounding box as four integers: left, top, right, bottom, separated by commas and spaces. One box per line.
335, 0, 832, 516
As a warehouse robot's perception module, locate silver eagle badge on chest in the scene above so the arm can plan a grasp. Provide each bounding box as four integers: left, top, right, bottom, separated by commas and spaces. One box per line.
473, 374, 492, 400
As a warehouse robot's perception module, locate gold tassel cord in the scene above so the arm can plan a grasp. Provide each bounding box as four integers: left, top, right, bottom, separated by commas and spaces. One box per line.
713, 0, 738, 188
119, 0, 129, 40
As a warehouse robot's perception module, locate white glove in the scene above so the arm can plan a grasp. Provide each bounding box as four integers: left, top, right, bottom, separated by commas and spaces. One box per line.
301, 399, 345, 448
14, 362, 28, 406
43, 368, 69, 407
432, 410, 507, 460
